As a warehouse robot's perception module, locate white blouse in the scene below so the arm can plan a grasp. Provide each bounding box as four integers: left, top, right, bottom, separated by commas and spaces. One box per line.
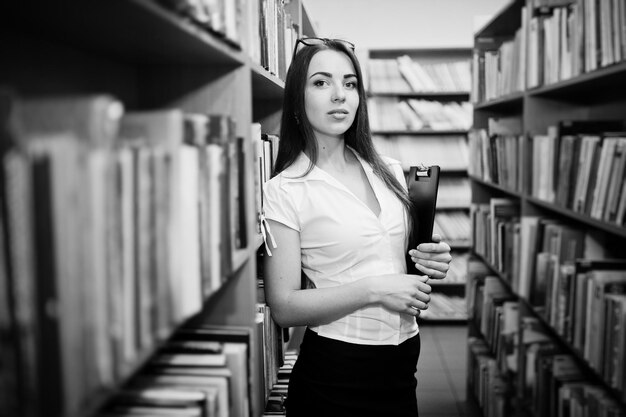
262, 149, 419, 346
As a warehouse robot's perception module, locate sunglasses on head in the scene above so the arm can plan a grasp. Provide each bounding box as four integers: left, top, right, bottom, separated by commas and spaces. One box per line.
292, 37, 356, 57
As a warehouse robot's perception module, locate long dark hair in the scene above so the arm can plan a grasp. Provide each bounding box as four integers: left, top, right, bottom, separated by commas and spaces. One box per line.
275, 40, 414, 221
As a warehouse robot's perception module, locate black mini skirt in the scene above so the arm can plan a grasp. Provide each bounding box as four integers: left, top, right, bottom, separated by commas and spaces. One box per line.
285, 328, 421, 417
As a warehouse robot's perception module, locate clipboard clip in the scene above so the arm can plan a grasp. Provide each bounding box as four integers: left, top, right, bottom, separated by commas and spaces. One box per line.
415, 162, 430, 177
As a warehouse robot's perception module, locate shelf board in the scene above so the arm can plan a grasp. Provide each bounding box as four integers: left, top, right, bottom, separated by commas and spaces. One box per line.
528, 60, 626, 102
469, 175, 524, 199
418, 316, 468, 324
437, 205, 470, 210
472, 91, 525, 111
2, 0, 245, 66
78, 343, 162, 417
472, 251, 515, 292
448, 243, 472, 250
231, 247, 251, 273
372, 129, 469, 136
526, 196, 626, 238
474, 0, 524, 38
430, 281, 467, 287
251, 63, 285, 100
368, 91, 470, 101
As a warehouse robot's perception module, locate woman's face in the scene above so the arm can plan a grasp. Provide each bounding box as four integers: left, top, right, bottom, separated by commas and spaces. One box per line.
304, 49, 359, 141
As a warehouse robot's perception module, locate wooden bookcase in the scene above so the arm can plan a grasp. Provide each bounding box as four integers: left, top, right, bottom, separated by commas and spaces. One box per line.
468, 0, 626, 415
365, 48, 473, 323
0, 1, 314, 416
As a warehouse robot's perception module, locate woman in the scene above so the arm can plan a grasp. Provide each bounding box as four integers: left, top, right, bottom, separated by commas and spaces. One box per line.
261, 38, 452, 417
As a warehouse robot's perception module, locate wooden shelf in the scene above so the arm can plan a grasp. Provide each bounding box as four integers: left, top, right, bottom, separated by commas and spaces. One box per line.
368, 91, 470, 101
528, 60, 626, 102
470, 0, 626, 399
2, 0, 246, 66
419, 316, 468, 324
469, 175, 524, 199
372, 129, 469, 136
472, 91, 524, 111
526, 197, 626, 239
251, 63, 285, 101
430, 281, 467, 287
473, 0, 524, 39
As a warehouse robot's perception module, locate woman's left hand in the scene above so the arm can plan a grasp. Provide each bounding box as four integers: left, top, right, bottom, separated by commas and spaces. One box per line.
408, 234, 452, 280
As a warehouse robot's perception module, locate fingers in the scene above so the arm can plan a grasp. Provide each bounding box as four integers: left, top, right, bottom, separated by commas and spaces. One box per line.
407, 295, 430, 315
416, 241, 451, 253
414, 259, 449, 279
408, 243, 452, 280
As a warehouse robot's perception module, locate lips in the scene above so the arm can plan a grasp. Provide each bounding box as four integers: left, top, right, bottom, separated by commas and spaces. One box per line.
327, 109, 349, 115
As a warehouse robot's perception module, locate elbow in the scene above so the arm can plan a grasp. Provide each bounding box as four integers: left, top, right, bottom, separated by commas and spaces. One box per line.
268, 304, 293, 328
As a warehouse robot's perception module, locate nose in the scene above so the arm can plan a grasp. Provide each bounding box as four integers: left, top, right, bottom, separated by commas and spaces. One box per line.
331, 83, 346, 103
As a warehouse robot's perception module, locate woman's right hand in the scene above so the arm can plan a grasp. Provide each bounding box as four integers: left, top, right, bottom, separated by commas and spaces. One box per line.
367, 274, 432, 316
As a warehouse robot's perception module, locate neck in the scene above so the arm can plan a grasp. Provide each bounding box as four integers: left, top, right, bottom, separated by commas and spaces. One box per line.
316, 137, 354, 172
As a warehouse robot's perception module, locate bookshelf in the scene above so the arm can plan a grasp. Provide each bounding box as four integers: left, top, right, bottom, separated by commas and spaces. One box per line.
365, 48, 473, 323
0, 1, 312, 417
469, 0, 626, 416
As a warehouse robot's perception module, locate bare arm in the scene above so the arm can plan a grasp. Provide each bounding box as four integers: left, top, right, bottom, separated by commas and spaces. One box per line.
263, 219, 432, 328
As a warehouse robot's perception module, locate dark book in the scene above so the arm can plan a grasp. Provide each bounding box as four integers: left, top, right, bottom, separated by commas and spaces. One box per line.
602, 294, 626, 388
554, 135, 580, 209
604, 138, 626, 222
236, 136, 248, 249
0, 151, 21, 416
30, 151, 63, 416
584, 269, 626, 373
571, 259, 626, 356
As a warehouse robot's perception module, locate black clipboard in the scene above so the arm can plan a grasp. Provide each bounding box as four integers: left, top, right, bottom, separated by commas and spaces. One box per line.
406, 165, 440, 275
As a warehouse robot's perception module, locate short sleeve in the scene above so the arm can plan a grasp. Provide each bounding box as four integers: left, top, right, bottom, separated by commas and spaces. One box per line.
263, 178, 301, 231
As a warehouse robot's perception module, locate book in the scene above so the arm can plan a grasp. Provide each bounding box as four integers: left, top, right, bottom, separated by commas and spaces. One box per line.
108, 388, 207, 416
584, 269, 626, 373
129, 374, 221, 417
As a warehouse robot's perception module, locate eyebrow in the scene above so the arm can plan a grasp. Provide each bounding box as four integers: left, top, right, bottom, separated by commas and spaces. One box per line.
309, 71, 358, 79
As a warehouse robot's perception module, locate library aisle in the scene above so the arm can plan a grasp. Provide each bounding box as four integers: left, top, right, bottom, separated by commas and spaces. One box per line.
417, 324, 480, 417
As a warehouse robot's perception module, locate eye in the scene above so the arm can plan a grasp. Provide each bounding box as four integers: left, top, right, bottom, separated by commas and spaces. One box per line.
345, 80, 357, 89
313, 79, 329, 87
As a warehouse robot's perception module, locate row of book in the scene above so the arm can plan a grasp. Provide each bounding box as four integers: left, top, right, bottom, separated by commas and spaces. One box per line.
441, 252, 470, 285
469, 118, 626, 227
469, 209, 626, 402
372, 134, 469, 172
433, 210, 471, 248
529, 122, 626, 225
248, 0, 298, 80
473, 0, 626, 103
96, 323, 254, 417
251, 124, 279, 237
367, 56, 471, 94
472, 18, 526, 103
156, 0, 244, 48
0, 93, 248, 417
419, 293, 467, 321
467, 118, 524, 193
256, 303, 287, 405
262, 350, 297, 416
437, 177, 471, 208
467, 336, 511, 417
467, 261, 626, 416
156, 0, 298, 80
368, 97, 472, 132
